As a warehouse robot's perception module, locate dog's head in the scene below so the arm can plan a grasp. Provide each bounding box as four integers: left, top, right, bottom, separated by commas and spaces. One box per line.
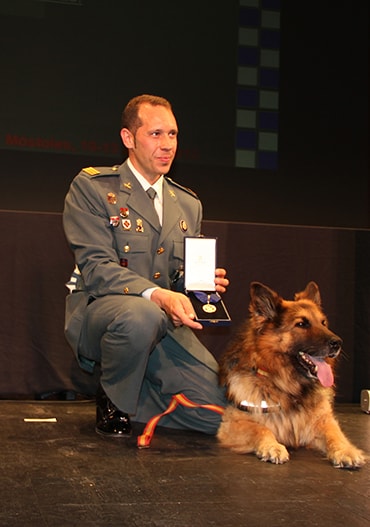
249, 281, 342, 387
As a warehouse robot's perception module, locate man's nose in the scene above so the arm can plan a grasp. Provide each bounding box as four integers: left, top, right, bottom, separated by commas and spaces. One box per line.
160, 135, 175, 149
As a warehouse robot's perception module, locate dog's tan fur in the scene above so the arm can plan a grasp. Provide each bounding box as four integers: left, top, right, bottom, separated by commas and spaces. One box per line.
217, 281, 366, 468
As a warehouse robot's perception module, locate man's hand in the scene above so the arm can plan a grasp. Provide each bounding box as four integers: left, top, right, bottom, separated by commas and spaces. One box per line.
150, 288, 203, 330
150, 268, 228, 330
214, 268, 229, 293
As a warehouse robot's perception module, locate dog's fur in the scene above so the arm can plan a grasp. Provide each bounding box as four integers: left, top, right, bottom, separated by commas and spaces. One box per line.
217, 281, 366, 468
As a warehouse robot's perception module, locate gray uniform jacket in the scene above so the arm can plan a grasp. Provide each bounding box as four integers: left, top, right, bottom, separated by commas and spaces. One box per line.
63, 160, 219, 376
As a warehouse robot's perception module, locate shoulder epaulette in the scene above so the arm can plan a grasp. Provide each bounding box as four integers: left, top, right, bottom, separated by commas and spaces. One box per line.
165, 177, 199, 199
82, 165, 120, 177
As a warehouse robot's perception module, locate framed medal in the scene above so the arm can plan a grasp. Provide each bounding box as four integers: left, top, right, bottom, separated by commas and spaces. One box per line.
184, 236, 231, 326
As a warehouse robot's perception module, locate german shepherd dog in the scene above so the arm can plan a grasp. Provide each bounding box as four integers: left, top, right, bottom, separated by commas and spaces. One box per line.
217, 281, 366, 468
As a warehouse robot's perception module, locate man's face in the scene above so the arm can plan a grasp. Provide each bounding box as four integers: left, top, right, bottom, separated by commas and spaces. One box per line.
121, 103, 178, 183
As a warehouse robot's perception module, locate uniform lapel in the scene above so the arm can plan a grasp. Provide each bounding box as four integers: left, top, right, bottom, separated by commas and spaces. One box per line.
159, 179, 181, 242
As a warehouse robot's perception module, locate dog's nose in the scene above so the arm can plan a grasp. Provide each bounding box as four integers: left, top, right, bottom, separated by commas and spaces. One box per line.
329, 338, 342, 357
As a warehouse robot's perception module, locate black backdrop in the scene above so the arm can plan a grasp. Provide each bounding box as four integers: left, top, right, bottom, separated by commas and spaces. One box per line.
0, 1, 368, 228
0, 210, 369, 403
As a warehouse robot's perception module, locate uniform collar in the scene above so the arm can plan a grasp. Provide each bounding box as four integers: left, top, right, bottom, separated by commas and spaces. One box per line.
127, 159, 163, 204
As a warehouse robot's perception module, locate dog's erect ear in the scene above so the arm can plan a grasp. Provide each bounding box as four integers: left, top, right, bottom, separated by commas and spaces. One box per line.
249, 282, 280, 320
294, 281, 322, 306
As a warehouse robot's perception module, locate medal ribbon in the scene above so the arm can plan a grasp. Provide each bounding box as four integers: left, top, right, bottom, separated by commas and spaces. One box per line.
137, 393, 225, 448
193, 291, 221, 304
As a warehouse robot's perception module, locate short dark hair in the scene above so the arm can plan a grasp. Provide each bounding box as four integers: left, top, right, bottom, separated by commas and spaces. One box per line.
121, 94, 173, 135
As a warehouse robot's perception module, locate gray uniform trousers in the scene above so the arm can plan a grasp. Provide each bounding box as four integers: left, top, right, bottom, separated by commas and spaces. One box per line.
79, 294, 227, 434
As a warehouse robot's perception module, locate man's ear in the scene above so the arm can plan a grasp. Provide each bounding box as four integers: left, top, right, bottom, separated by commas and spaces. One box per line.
120, 128, 135, 149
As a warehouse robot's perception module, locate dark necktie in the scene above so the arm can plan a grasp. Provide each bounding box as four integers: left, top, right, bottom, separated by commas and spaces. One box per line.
146, 187, 160, 223
146, 186, 157, 201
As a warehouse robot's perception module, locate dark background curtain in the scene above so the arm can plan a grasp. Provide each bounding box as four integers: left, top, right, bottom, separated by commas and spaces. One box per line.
1, 210, 368, 403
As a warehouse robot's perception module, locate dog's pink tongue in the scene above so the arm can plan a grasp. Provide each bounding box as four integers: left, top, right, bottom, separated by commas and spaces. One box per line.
311, 357, 334, 387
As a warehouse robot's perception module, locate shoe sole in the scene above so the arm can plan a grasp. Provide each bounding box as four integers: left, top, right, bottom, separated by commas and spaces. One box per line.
95, 427, 132, 438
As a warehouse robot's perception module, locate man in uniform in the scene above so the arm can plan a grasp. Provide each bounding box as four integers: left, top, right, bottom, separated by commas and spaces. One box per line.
63, 94, 229, 438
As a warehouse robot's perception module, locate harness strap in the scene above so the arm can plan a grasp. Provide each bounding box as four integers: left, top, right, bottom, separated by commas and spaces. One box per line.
137, 393, 225, 448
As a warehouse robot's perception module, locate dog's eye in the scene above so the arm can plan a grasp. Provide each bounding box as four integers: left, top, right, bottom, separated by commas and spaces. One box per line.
322, 319, 327, 327
296, 318, 310, 328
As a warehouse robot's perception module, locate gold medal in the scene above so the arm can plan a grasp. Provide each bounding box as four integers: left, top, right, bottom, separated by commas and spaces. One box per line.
202, 303, 217, 313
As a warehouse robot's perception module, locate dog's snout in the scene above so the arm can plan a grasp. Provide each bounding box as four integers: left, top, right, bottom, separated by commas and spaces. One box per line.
329, 337, 342, 357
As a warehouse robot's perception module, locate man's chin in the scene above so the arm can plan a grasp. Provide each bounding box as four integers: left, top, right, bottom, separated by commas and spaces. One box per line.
157, 162, 173, 173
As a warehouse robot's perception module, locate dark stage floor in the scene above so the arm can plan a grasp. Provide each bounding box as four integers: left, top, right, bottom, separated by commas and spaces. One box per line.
0, 400, 369, 527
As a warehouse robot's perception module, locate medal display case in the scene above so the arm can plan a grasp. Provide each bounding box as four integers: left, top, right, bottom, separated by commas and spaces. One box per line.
184, 236, 231, 326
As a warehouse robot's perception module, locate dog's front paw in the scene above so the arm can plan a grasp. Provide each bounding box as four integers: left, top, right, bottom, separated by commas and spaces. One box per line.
329, 446, 366, 469
256, 442, 290, 464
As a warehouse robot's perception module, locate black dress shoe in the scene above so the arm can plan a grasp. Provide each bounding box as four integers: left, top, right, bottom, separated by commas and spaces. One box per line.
95, 385, 132, 437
